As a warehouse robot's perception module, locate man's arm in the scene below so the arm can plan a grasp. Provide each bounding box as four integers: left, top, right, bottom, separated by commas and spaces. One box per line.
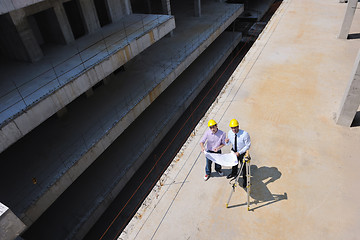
199, 131, 208, 152
225, 130, 232, 145
200, 142, 205, 152
213, 144, 225, 152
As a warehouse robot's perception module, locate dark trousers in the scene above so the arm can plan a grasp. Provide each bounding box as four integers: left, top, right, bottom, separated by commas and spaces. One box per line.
231, 151, 246, 185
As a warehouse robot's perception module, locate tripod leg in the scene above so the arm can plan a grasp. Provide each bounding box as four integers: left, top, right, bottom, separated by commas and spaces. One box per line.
246, 159, 251, 211
226, 184, 235, 208
226, 159, 245, 208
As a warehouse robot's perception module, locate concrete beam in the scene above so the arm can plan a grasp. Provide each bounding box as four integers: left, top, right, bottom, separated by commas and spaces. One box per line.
338, 0, 358, 39
336, 50, 360, 126
0, 202, 26, 240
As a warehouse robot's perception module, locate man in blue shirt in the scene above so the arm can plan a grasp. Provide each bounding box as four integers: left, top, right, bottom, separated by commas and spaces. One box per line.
200, 119, 226, 181
225, 119, 251, 187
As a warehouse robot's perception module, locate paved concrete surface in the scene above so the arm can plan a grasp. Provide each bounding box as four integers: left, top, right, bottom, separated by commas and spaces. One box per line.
121, 1, 360, 239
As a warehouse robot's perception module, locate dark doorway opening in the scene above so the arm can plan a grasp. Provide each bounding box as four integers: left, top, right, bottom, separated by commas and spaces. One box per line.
94, 0, 111, 27
0, 14, 31, 61
31, 8, 66, 46
148, 0, 164, 14
64, 0, 86, 39
130, 0, 150, 13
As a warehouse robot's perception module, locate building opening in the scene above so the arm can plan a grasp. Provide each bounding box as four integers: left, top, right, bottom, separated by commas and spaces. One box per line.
94, 0, 111, 27
64, 0, 86, 39
29, 8, 66, 49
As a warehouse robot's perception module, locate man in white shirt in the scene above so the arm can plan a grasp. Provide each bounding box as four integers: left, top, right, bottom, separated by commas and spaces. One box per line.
225, 119, 251, 187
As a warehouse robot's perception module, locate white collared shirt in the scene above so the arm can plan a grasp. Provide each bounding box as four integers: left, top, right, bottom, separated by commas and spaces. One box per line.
227, 129, 251, 155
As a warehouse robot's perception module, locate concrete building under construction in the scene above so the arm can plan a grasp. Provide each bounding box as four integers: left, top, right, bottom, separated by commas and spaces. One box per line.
0, 0, 278, 239
3, 0, 360, 239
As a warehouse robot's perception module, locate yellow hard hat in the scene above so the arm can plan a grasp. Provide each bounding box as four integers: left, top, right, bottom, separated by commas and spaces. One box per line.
208, 119, 217, 127
229, 119, 239, 127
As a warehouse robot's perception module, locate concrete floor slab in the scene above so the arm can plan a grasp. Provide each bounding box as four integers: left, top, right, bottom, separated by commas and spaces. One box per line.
0, 14, 175, 153
121, 1, 360, 239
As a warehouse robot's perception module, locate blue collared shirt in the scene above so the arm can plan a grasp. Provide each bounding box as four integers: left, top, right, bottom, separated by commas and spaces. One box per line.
227, 129, 251, 155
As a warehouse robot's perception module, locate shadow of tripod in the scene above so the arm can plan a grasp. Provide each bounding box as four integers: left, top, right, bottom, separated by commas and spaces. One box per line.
227, 165, 287, 210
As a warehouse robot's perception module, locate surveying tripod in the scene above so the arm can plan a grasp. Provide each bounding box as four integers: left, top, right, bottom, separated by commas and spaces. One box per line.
226, 150, 251, 210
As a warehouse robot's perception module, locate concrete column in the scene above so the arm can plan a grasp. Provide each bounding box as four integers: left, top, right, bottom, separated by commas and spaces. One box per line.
123, 0, 132, 14
0, 202, 26, 240
107, 0, 131, 22
336, 50, 360, 126
338, 0, 358, 39
194, 0, 201, 17
161, 0, 173, 37
146, 0, 152, 13
161, 0, 171, 15
78, 0, 101, 34
9, 9, 43, 62
53, 1, 74, 44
